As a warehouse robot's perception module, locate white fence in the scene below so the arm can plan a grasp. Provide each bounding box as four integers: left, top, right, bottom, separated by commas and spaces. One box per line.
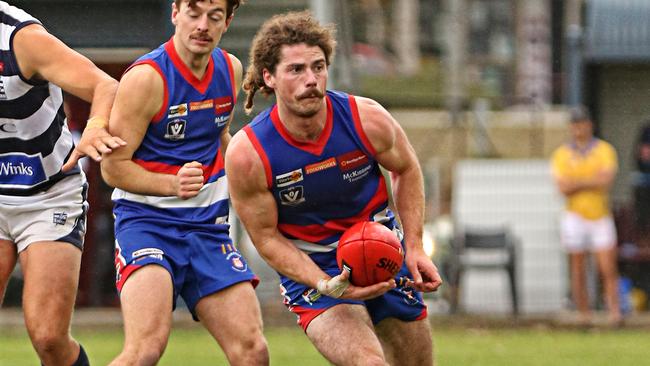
452, 159, 567, 314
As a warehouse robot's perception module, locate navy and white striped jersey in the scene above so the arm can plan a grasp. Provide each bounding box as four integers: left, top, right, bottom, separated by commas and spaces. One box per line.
0, 1, 81, 197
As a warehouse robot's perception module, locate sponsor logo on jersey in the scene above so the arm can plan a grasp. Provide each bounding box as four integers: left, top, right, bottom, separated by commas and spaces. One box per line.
190, 99, 214, 111
342, 164, 372, 183
168, 103, 188, 118
131, 248, 164, 263
164, 119, 186, 140
0, 153, 46, 186
0, 161, 33, 176
337, 150, 369, 171
53, 212, 68, 225
227, 252, 248, 272
133, 248, 165, 258
279, 185, 305, 206
305, 157, 337, 174
275, 169, 303, 187
214, 96, 233, 114
214, 114, 230, 126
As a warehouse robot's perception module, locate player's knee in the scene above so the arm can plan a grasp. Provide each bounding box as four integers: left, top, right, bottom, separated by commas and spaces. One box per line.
345, 345, 387, 366
246, 336, 270, 364
135, 345, 166, 365
226, 334, 269, 365
29, 330, 67, 358
121, 336, 168, 365
357, 353, 388, 366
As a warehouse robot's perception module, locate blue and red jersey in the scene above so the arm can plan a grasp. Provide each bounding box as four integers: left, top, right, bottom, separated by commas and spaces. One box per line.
112, 37, 236, 228
244, 90, 399, 253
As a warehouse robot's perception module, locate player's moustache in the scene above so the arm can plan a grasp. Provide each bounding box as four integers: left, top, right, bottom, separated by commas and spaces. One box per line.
298, 89, 324, 99
192, 32, 213, 42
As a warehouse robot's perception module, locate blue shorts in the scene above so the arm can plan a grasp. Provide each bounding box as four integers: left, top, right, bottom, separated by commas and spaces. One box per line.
114, 219, 258, 320
280, 250, 427, 331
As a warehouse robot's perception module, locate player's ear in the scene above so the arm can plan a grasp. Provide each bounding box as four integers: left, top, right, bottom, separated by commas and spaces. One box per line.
262, 68, 275, 89
224, 14, 234, 31
171, 2, 179, 26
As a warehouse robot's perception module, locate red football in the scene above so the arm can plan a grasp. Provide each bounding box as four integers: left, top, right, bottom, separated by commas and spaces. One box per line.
336, 221, 404, 287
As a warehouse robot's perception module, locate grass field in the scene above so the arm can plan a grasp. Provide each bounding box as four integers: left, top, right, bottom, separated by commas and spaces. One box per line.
1, 321, 647, 366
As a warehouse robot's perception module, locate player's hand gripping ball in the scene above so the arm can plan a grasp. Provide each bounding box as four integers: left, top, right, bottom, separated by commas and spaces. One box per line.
336, 221, 404, 287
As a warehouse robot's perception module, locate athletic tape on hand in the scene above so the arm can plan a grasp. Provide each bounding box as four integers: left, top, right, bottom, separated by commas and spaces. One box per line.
85, 116, 108, 130
316, 275, 350, 298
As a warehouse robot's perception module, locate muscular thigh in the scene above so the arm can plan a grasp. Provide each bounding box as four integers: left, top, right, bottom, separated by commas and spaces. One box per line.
195, 281, 263, 346
118, 264, 174, 343
0, 240, 17, 302
306, 304, 385, 365
19, 241, 81, 331
375, 317, 433, 366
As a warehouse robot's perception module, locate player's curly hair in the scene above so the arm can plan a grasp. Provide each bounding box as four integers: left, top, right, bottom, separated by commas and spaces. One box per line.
242, 10, 337, 114
174, 0, 243, 18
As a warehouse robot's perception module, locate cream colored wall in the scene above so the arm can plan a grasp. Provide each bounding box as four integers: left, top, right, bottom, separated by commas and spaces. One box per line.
390, 109, 570, 216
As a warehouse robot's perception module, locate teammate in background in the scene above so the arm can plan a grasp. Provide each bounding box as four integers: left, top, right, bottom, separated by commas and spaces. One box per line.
0, 1, 123, 365
100, 1, 269, 364
551, 106, 622, 326
226, 11, 442, 366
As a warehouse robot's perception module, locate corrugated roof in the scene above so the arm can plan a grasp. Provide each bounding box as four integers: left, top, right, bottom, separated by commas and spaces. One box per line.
585, 0, 650, 62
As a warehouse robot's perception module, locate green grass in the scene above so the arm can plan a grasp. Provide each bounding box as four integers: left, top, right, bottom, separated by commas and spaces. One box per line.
435, 326, 647, 366
0, 326, 324, 366
1, 324, 647, 365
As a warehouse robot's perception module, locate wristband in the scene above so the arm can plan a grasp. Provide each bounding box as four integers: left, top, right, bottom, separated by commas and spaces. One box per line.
85, 116, 108, 130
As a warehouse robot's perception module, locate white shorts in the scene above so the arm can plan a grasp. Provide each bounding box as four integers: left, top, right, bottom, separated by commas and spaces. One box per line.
560, 211, 617, 253
0, 175, 88, 253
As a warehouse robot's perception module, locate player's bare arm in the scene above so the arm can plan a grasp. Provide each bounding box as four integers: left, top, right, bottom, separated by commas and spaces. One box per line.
356, 96, 442, 292
13, 23, 125, 170
101, 65, 202, 199
226, 132, 331, 286
226, 131, 393, 300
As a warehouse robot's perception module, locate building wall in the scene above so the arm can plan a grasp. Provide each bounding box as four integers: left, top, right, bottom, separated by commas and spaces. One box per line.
393, 109, 569, 216
11, 0, 171, 48
596, 64, 650, 206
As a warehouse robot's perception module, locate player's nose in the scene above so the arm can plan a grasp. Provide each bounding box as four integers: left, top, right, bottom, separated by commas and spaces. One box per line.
304, 69, 318, 86
196, 14, 210, 32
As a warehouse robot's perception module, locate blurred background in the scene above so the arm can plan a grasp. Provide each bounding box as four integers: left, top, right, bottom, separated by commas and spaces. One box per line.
3, 0, 650, 323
